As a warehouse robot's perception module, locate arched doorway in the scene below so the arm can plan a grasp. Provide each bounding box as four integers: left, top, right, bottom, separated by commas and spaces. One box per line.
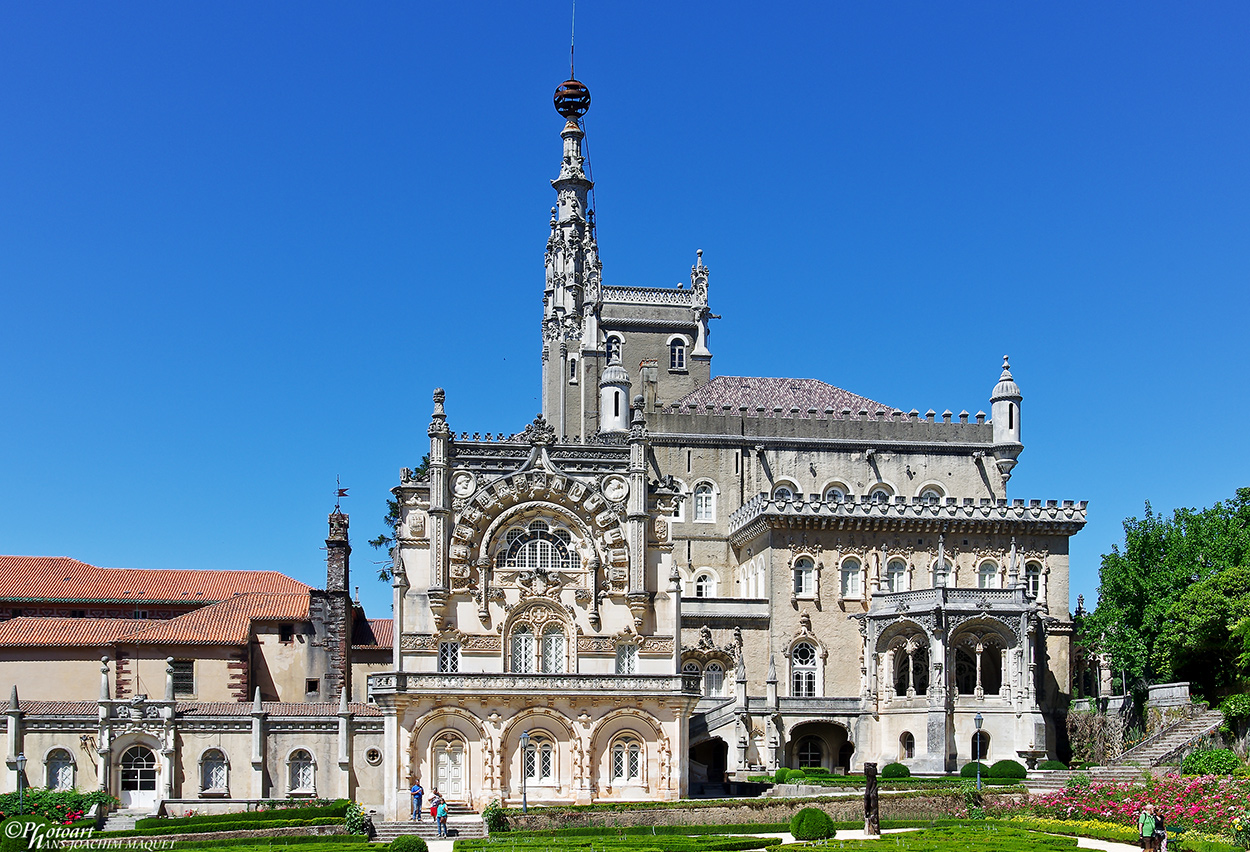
688, 738, 728, 793
432, 734, 466, 801
119, 745, 158, 810
786, 722, 853, 773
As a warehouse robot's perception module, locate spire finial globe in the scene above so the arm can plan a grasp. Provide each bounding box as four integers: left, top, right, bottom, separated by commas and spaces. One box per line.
554, 79, 591, 120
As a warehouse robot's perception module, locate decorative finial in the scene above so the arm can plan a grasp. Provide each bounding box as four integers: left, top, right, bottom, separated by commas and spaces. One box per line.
1000, 355, 1012, 378
554, 79, 591, 120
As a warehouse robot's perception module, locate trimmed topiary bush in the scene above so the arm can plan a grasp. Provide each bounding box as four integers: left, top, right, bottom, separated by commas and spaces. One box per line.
1182, 748, 1242, 776
989, 759, 1027, 779
1038, 760, 1067, 770
960, 761, 990, 778
786, 770, 807, 782
880, 762, 911, 779
389, 836, 428, 852
804, 767, 830, 777
789, 807, 836, 840
773, 767, 791, 784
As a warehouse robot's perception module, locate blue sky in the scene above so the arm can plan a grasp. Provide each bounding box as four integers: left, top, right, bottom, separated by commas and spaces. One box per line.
2, 2, 1247, 621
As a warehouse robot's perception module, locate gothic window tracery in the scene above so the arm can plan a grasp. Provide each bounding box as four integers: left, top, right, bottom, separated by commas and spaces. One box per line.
791, 641, 818, 697
611, 735, 642, 782
541, 624, 566, 673
615, 643, 637, 674
511, 626, 536, 674
439, 641, 460, 673
890, 637, 929, 697
495, 519, 580, 574
703, 661, 725, 697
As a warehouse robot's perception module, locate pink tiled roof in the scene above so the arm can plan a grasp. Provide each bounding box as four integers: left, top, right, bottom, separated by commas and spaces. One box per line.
16, 700, 99, 716
0, 593, 311, 647
0, 556, 311, 604
352, 618, 392, 649
177, 701, 382, 717
668, 376, 895, 416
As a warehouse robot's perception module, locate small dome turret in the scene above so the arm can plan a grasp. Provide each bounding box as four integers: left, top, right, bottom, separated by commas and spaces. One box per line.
992, 356, 1022, 402
600, 364, 630, 387
598, 363, 631, 433
990, 355, 1023, 489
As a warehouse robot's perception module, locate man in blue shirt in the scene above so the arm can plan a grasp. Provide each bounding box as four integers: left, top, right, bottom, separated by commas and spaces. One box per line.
410, 781, 424, 821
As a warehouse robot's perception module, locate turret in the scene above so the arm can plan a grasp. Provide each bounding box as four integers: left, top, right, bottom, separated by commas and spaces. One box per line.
598, 364, 631, 433
990, 356, 1023, 488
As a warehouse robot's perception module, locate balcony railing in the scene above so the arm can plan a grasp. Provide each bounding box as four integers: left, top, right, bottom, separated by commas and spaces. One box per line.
369, 671, 703, 698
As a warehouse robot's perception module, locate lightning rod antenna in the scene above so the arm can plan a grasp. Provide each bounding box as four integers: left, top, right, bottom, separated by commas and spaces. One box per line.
570, 0, 576, 78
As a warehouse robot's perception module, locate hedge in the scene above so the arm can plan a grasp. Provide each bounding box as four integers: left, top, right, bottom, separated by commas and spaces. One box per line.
960, 762, 990, 778
174, 835, 370, 849
96, 817, 345, 837
137, 800, 350, 829
880, 763, 911, 779
388, 837, 428, 852
1038, 760, 1068, 770
1181, 749, 1242, 776
789, 808, 835, 840
989, 759, 1027, 779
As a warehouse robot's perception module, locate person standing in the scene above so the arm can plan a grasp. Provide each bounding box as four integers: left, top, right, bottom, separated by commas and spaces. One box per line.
410, 780, 424, 822
1138, 803, 1159, 851
429, 789, 442, 823
436, 798, 448, 838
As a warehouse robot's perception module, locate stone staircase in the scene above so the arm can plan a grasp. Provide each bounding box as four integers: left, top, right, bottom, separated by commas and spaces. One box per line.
373, 802, 487, 843
1108, 708, 1225, 767
1024, 708, 1225, 789
102, 811, 142, 832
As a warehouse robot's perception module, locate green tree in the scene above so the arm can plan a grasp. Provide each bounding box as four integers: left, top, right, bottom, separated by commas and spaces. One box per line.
1084, 488, 1250, 698
369, 455, 429, 582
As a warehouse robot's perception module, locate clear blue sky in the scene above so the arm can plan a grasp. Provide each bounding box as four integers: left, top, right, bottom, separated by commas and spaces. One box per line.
3, 2, 1247, 622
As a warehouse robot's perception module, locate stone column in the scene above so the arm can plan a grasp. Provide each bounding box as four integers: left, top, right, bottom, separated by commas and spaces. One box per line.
250, 688, 266, 798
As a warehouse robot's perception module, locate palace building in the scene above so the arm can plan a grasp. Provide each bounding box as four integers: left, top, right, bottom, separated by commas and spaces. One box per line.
1, 74, 1085, 818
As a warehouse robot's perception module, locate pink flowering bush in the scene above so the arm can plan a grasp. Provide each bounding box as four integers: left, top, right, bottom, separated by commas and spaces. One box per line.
987, 773, 1250, 836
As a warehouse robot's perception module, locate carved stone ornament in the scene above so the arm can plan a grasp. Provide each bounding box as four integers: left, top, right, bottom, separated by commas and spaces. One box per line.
517, 567, 565, 599
513, 415, 558, 446
451, 470, 478, 499
601, 474, 629, 503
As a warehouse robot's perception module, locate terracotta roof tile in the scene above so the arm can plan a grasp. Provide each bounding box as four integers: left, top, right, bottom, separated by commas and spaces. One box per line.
668, 376, 895, 417
0, 617, 149, 646
0, 556, 311, 604
0, 594, 310, 647
177, 701, 382, 717
16, 700, 99, 716
352, 618, 393, 649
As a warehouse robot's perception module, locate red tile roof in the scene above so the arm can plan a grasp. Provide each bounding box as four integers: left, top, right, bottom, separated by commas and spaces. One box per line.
352, 618, 393, 649
0, 617, 148, 646
0, 593, 311, 647
177, 701, 382, 717
668, 376, 895, 417
16, 700, 380, 717
0, 556, 311, 604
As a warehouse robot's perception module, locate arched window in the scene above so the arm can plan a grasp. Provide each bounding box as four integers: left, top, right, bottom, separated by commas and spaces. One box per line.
693, 483, 715, 522
511, 625, 536, 674
703, 662, 725, 697
885, 558, 908, 593
955, 646, 977, 695
971, 730, 990, 763
870, 486, 892, 504
791, 641, 818, 697
933, 557, 952, 587
200, 748, 228, 793
1024, 562, 1042, 597
669, 340, 686, 370
682, 661, 701, 677
977, 560, 998, 589
773, 484, 796, 503
919, 487, 943, 506
605, 336, 622, 365
46, 748, 74, 791
893, 642, 929, 696
792, 557, 814, 597
823, 485, 847, 503
899, 732, 915, 760
541, 624, 565, 673
797, 736, 822, 768
615, 643, 637, 675
569, 357, 577, 381
611, 736, 642, 782
840, 558, 862, 598
497, 519, 580, 573
693, 572, 713, 598
288, 749, 315, 793
120, 746, 157, 793
524, 735, 555, 783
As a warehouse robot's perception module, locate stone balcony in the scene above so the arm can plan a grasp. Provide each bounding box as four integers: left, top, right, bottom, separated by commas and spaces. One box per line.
368, 671, 704, 699
868, 585, 1032, 617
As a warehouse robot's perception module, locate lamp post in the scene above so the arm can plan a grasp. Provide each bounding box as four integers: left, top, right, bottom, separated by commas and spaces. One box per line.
518, 731, 531, 815
16, 752, 27, 815
973, 713, 984, 792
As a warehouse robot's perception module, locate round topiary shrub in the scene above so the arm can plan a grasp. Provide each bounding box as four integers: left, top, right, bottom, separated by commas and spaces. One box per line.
1182, 747, 1242, 776
773, 767, 791, 783
1038, 759, 1067, 770
786, 769, 807, 782
989, 758, 1027, 779
389, 835, 428, 852
880, 762, 911, 779
960, 761, 990, 778
789, 807, 836, 840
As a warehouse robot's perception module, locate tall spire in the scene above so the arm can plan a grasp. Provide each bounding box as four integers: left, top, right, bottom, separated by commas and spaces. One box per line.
542, 77, 601, 427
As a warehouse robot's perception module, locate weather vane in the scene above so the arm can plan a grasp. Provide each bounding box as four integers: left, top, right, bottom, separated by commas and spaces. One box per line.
334, 476, 349, 511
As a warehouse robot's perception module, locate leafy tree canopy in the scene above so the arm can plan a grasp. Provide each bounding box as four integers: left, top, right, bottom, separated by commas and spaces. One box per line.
1083, 487, 1250, 698
369, 455, 429, 582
